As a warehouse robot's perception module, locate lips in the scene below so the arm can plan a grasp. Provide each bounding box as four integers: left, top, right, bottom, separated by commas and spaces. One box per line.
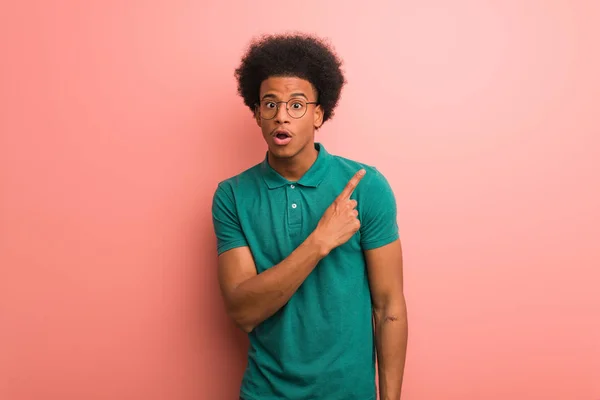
272, 130, 292, 146
274, 130, 291, 139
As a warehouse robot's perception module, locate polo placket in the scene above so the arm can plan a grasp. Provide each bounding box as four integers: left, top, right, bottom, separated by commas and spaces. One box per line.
286, 183, 302, 234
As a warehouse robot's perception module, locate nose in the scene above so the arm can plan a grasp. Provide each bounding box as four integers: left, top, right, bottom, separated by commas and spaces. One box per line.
274, 102, 290, 124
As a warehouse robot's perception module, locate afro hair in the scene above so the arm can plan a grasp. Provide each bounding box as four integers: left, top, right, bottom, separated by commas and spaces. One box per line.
234, 33, 346, 124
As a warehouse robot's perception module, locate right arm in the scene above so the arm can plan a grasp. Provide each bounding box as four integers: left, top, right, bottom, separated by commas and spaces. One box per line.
213, 169, 366, 333
217, 233, 327, 333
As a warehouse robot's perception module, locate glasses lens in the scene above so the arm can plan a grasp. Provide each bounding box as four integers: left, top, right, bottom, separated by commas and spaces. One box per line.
260, 101, 277, 119
288, 99, 307, 118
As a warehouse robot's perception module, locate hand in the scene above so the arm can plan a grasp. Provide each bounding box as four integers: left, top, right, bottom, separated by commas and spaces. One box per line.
314, 169, 366, 255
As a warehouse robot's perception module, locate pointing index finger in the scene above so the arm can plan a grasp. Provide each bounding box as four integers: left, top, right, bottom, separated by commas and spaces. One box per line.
338, 169, 366, 200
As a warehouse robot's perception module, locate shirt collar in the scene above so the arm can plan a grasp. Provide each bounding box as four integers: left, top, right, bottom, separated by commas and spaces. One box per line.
260, 142, 331, 189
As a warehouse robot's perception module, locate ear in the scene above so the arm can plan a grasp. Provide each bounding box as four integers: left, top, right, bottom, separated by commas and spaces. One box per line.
313, 105, 324, 129
254, 105, 262, 127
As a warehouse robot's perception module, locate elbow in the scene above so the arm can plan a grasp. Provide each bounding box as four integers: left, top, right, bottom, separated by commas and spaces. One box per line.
229, 310, 257, 333
373, 295, 408, 324
224, 292, 261, 333
239, 322, 255, 333
374, 309, 408, 326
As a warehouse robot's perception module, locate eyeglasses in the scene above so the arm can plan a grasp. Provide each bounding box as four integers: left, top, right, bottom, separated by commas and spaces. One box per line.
256, 98, 318, 120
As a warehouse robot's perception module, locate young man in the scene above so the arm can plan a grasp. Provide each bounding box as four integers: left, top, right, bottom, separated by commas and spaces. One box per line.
211, 33, 408, 400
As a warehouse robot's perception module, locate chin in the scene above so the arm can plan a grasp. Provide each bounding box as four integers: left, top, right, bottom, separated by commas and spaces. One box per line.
268, 146, 294, 159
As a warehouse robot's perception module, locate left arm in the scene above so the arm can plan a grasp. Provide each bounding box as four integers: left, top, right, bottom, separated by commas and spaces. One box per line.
365, 239, 408, 400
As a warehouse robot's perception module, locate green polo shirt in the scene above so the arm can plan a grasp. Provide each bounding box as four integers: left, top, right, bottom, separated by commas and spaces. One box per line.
211, 143, 399, 400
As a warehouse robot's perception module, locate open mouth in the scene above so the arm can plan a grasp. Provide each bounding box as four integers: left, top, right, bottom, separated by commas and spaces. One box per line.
273, 131, 292, 146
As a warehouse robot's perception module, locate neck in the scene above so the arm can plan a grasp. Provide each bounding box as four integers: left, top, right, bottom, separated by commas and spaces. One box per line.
268, 143, 318, 182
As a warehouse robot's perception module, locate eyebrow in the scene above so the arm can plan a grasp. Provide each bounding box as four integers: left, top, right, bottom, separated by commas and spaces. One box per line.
261, 92, 309, 101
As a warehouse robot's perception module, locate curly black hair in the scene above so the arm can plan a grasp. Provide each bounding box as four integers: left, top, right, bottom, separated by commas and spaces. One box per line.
234, 33, 346, 124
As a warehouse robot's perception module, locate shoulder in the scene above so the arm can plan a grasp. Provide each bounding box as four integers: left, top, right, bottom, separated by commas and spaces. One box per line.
213, 161, 263, 198
329, 154, 393, 195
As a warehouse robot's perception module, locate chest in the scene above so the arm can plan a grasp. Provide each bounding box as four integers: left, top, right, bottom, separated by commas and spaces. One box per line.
237, 184, 363, 271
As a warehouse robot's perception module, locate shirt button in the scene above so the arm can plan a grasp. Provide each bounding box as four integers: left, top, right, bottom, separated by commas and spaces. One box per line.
290, 185, 295, 189
291, 203, 297, 209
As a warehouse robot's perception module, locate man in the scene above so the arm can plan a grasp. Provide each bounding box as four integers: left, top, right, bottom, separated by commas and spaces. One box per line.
211, 33, 408, 400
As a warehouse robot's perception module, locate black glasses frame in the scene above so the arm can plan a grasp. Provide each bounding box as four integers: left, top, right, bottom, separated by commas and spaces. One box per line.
255, 99, 318, 120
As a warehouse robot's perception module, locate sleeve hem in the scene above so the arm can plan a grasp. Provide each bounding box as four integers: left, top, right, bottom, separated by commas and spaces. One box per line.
217, 240, 249, 255
361, 233, 399, 251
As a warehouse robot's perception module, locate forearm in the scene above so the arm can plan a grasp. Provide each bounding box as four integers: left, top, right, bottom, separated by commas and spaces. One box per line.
374, 297, 408, 400
230, 232, 328, 332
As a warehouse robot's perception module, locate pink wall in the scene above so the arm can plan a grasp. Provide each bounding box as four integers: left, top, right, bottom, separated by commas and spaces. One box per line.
1, 1, 599, 399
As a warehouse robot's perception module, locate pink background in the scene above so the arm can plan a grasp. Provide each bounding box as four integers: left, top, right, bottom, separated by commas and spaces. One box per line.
1, 1, 599, 399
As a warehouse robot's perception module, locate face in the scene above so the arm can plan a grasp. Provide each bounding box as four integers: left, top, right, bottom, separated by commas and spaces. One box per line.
255, 76, 323, 160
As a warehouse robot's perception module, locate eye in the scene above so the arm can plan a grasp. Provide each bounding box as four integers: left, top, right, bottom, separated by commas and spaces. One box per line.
264, 102, 276, 109
290, 101, 305, 109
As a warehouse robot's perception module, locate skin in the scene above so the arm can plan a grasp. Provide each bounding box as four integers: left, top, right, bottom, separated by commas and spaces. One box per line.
366, 239, 408, 400
254, 76, 323, 181
217, 76, 408, 399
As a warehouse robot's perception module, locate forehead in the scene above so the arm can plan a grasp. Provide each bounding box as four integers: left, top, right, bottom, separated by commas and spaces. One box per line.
259, 76, 315, 98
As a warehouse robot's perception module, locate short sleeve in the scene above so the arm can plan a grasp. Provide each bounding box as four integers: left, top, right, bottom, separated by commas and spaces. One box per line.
211, 182, 248, 255
359, 168, 400, 250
